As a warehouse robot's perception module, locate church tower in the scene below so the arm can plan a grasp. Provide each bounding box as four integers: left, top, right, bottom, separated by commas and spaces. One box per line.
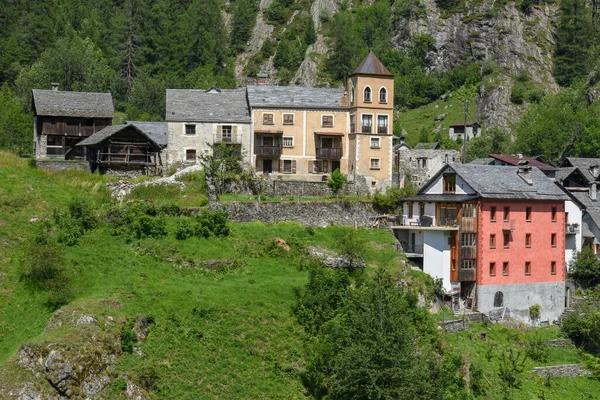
347, 51, 394, 191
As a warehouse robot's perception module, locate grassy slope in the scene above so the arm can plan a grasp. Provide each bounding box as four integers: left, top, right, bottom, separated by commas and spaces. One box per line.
1, 152, 600, 398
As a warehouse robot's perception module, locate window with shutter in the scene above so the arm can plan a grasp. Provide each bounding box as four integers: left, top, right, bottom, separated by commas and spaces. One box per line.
292, 160, 296, 174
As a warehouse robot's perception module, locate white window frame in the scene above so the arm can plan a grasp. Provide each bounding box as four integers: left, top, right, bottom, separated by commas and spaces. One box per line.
363, 85, 372, 102
370, 158, 380, 170
282, 113, 294, 125
321, 114, 334, 127
379, 87, 387, 103
185, 148, 197, 161
377, 114, 389, 134
370, 137, 380, 149
361, 113, 374, 134
262, 113, 274, 125
282, 136, 294, 148
185, 124, 196, 136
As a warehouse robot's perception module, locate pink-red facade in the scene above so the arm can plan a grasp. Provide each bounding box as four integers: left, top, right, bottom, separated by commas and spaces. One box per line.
476, 200, 566, 287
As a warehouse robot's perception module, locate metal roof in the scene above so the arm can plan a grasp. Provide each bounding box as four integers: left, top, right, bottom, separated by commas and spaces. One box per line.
166, 88, 250, 123
32, 89, 114, 118
76, 122, 167, 149
351, 51, 392, 77
247, 86, 344, 109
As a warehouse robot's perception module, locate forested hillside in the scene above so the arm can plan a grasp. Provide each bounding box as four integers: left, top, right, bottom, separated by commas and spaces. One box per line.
1, 0, 600, 160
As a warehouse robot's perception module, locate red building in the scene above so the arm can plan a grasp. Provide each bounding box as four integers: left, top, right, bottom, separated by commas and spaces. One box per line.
393, 162, 567, 323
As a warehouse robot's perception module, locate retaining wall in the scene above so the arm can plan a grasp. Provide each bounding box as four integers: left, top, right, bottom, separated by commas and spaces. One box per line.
36, 160, 91, 173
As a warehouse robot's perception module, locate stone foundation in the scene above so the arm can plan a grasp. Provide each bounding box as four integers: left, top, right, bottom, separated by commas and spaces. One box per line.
36, 159, 91, 173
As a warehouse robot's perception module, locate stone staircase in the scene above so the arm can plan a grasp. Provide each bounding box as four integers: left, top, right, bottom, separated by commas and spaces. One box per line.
555, 307, 576, 326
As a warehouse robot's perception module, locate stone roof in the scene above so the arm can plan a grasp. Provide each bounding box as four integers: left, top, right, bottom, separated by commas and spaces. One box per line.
562, 158, 600, 183
423, 164, 568, 201
247, 86, 344, 109
414, 142, 440, 150
166, 88, 250, 123
489, 154, 556, 171
32, 90, 114, 118
469, 157, 494, 165
351, 51, 392, 76
449, 122, 480, 127
555, 167, 577, 183
76, 122, 167, 149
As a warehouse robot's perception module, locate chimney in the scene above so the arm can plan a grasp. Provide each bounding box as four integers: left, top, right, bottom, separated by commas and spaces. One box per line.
590, 164, 600, 179
591, 182, 598, 201
517, 160, 533, 185
50, 82, 59, 91
256, 73, 267, 86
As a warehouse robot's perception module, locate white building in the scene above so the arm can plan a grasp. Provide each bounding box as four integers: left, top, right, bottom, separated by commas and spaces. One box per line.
449, 122, 480, 141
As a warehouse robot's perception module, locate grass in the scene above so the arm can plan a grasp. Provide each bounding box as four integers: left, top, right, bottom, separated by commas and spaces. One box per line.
2, 150, 600, 398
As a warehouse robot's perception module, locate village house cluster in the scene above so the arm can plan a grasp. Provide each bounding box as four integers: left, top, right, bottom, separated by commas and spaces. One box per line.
31, 52, 598, 325
33, 52, 395, 191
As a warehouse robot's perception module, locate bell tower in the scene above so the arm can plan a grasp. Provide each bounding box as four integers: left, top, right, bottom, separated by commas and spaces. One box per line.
347, 51, 395, 191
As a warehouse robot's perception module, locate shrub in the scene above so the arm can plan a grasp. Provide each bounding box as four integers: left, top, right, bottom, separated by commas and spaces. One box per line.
569, 247, 600, 287
525, 331, 549, 362
52, 198, 99, 245
327, 168, 345, 197
27, 158, 37, 168
131, 215, 167, 239
175, 218, 196, 240
561, 288, 600, 346
196, 208, 230, 238
529, 304, 541, 320
373, 186, 418, 213
120, 322, 138, 353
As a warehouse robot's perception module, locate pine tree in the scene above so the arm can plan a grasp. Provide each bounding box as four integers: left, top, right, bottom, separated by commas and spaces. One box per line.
230, 0, 258, 54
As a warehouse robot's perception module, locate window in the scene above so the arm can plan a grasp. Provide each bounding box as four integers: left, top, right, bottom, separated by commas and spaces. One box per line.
419, 203, 425, 217
525, 261, 531, 276
322, 115, 333, 127
185, 124, 196, 135
503, 262, 509, 276
490, 262, 496, 276
283, 114, 294, 125
526, 207, 532, 221
379, 87, 387, 103
282, 137, 294, 148
490, 234, 496, 249
370, 158, 380, 170
462, 233, 477, 246
186, 149, 196, 160
350, 87, 355, 104
452, 260, 457, 271
552, 207, 557, 222
377, 115, 388, 134
350, 115, 356, 133
525, 233, 531, 248
370, 137, 380, 148
443, 174, 456, 193
503, 231, 510, 248
362, 115, 373, 133
282, 159, 296, 174
503, 207, 510, 221
313, 159, 329, 173
551, 261, 557, 275
490, 207, 496, 222
364, 86, 372, 102
221, 125, 232, 141
417, 158, 427, 168
461, 259, 475, 269
263, 113, 274, 124
407, 203, 413, 219
551, 233, 556, 247
463, 204, 476, 217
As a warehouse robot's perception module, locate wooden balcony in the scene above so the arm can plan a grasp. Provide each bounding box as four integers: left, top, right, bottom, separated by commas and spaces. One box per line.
316, 147, 342, 160
42, 123, 102, 137
255, 145, 282, 157
214, 133, 242, 144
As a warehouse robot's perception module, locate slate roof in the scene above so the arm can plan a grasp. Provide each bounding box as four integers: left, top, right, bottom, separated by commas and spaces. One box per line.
247, 86, 344, 109
422, 164, 568, 201
414, 142, 440, 150
562, 158, 600, 182
76, 122, 167, 149
449, 122, 480, 127
166, 88, 250, 123
402, 194, 479, 203
351, 51, 392, 76
469, 157, 494, 165
32, 90, 114, 118
568, 189, 600, 231
555, 167, 577, 183
489, 154, 556, 171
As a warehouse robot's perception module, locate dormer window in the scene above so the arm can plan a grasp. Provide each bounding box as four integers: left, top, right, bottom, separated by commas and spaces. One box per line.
379, 87, 387, 103
443, 174, 456, 193
364, 86, 371, 102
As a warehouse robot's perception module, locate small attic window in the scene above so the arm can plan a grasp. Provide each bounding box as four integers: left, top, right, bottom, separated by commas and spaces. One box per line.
364, 86, 372, 102
443, 174, 456, 193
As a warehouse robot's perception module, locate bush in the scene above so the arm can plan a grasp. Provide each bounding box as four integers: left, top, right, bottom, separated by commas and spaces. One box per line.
569, 247, 600, 287
327, 168, 345, 197
529, 304, 541, 320
27, 158, 37, 168
196, 208, 230, 238
562, 288, 600, 346
131, 215, 167, 239
525, 330, 549, 362
52, 198, 99, 245
175, 218, 196, 240
373, 186, 418, 213
120, 322, 138, 353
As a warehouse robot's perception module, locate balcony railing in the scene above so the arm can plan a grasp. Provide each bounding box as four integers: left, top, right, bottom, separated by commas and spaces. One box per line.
502, 220, 515, 231
255, 145, 282, 157
400, 216, 458, 229
377, 126, 388, 134
406, 245, 424, 255
566, 223, 580, 235
362, 125, 372, 134
43, 123, 101, 136
316, 147, 342, 159
214, 133, 242, 144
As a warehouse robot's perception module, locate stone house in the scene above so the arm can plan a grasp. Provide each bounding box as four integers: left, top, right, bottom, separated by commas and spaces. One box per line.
165, 87, 252, 167
32, 88, 114, 159
449, 122, 480, 141
393, 163, 568, 324
395, 141, 459, 189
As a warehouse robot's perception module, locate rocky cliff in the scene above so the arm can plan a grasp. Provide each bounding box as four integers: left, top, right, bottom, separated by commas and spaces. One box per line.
237, 0, 559, 130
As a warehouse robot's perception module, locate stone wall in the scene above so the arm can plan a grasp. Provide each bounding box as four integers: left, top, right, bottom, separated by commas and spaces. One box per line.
36, 160, 91, 173
440, 319, 470, 333
396, 148, 459, 189
225, 201, 377, 226
254, 176, 371, 197
532, 364, 591, 378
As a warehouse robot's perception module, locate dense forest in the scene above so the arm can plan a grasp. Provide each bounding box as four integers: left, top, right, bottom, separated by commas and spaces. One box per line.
1, 0, 600, 160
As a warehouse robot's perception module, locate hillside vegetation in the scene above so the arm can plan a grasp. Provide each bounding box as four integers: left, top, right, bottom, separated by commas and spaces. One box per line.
2, 152, 600, 398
